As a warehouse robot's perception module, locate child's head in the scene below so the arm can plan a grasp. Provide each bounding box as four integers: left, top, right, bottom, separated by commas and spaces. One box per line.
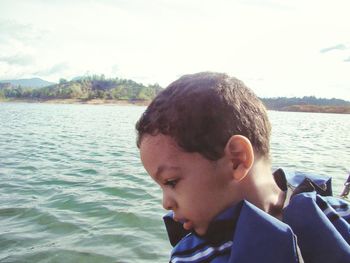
136, 72, 272, 235
136, 72, 271, 161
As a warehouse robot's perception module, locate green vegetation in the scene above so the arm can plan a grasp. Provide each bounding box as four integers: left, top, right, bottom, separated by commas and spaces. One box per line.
261, 96, 350, 114
277, 104, 350, 114
1, 77, 349, 114
0, 75, 162, 102
261, 96, 350, 109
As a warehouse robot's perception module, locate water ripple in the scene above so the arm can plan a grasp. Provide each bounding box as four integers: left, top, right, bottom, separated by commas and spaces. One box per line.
1, 104, 349, 262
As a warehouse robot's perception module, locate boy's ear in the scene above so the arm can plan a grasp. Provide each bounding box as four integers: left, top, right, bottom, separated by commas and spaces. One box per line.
224, 135, 254, 182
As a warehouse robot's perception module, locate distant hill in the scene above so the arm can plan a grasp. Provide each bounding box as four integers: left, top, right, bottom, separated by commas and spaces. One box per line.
0, 75, 163, 101
0, 78, 55, 88
261, 96, 350, 109
1, 78, 349, 114
261, 96, 350, 114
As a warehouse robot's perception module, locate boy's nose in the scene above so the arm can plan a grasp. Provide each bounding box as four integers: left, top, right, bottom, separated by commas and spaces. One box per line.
162, 192, 175, 210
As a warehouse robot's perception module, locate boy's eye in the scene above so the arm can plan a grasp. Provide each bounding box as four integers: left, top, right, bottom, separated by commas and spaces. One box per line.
164, 179, 178, 188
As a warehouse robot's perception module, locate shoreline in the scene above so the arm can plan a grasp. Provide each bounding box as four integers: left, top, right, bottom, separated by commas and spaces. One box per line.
0, 98, 150, 106
1, 99, 349, 114
277, 105, 350, 114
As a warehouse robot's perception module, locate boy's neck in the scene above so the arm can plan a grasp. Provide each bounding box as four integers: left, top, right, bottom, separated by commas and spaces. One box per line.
242, 159, 286, 220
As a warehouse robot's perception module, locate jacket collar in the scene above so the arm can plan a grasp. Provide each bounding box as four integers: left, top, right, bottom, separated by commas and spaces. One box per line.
273, 168, 332, 200
163, 202, 243, 247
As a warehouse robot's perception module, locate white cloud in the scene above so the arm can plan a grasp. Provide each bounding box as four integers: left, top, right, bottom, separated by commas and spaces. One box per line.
320, 44, 348, 53
0, 0, 349, 100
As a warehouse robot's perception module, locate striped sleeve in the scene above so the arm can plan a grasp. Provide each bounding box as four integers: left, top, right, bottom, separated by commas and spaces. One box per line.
170, 240, 232, 263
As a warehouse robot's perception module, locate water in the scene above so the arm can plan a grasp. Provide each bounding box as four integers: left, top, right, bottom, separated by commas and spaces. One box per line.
269, 110, 350, 192
0, 103, 349, 262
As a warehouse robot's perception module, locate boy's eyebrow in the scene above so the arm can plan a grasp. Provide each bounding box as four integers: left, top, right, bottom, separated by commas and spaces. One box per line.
155, 165, 181, 180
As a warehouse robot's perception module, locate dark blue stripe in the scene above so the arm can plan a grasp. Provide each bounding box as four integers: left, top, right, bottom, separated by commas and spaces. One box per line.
171, 243, 231, 263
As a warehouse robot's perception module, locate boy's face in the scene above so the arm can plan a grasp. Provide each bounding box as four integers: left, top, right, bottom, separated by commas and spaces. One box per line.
140, 134, 238, 236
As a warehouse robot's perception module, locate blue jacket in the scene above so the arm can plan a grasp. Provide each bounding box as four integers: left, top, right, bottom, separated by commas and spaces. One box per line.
163, 169, 350, 263
164, 200, 301, 263
276, 169, 350, 263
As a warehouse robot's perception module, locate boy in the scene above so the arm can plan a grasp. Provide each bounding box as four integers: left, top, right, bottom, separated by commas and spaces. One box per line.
136, 72, 350, 263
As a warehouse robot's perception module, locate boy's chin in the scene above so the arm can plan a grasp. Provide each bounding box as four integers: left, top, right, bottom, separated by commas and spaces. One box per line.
181, 220, 208, 236
192, 224, 208, 236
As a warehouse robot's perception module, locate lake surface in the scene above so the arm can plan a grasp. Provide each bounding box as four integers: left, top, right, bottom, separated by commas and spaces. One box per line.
0, 102, 349, 262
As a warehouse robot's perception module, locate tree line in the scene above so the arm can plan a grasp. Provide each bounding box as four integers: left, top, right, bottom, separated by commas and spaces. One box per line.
1, 76, 349, 109
0, 75, 162, 101
261, 96, 350, 110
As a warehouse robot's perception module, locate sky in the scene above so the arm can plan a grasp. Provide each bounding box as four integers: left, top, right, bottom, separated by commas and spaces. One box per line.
0, 0, 349, 100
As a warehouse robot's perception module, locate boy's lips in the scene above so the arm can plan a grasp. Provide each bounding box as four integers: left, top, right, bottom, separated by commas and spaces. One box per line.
183, 220, 194, 231
173, 216, 194, 230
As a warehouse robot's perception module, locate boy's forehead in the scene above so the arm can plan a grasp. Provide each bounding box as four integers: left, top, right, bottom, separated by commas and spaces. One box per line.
140, 134, 184, 176
141, 134, 179, 152
140, 134, 181, 161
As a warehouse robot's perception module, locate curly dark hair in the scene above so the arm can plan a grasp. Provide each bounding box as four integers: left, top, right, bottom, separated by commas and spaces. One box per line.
136, 72, 271, 160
